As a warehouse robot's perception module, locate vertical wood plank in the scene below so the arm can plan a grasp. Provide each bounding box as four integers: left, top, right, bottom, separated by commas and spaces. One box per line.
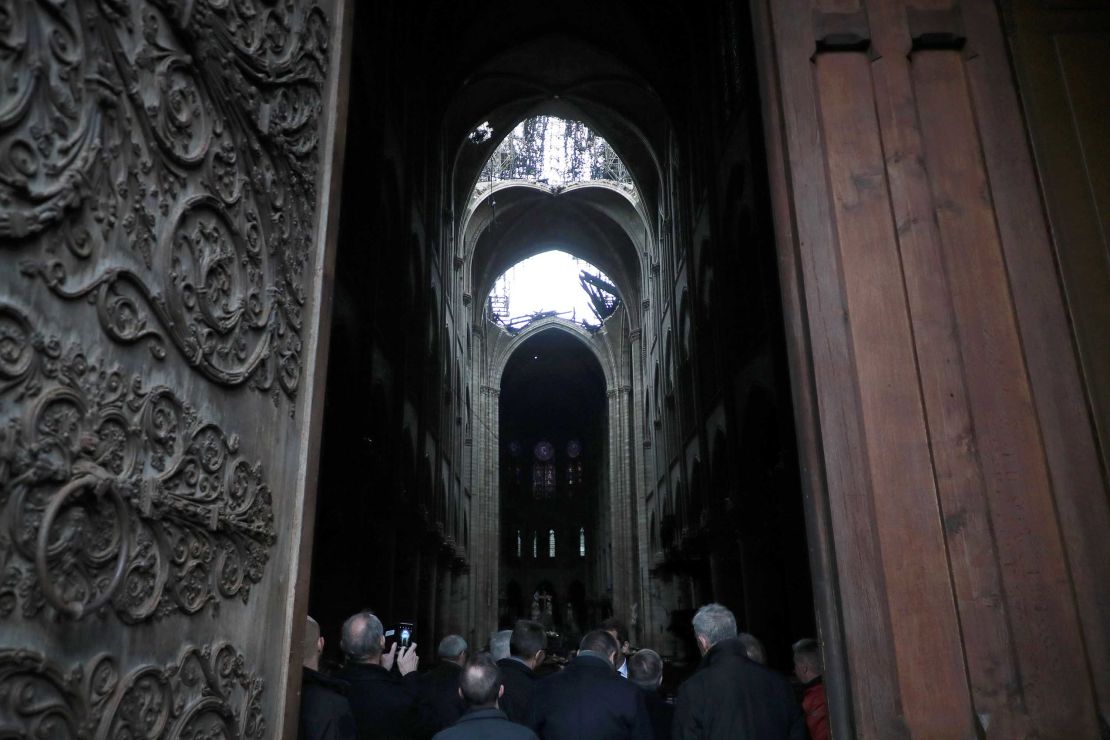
766, 0, 904, 735
749, 0, 855, 734
865, 3, 1032, 735
912, 46, 1099, 738
815, 50, 976, 737
975, 1, 1110, 726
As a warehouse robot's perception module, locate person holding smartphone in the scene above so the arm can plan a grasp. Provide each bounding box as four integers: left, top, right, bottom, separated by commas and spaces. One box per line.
336, 611, 421, 740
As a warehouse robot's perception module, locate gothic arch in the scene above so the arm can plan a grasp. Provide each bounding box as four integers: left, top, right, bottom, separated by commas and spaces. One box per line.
462, 190, 647, 330
490, 318, 618, 393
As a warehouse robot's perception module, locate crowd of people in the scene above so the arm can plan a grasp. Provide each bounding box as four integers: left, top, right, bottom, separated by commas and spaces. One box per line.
299, 604, 828, 740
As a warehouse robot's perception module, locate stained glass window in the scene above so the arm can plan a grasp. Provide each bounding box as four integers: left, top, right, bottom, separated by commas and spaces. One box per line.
549, 529, 556, 558
533, 462, 556, 498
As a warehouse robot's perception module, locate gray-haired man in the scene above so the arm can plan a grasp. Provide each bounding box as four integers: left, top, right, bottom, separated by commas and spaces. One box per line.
490, 629, 513, 661
415, 635, 470, 734
673, 604, 804, 740
336, 611, 421, 740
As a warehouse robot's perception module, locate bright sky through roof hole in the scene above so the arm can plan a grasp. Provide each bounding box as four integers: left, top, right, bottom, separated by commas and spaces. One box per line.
490, 250, 614, 328
537, 118, 568, 185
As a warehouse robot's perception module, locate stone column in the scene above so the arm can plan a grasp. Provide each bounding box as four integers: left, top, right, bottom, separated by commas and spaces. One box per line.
627, 328, 651, 645
452, 566, 473, 647
472, 382, 500, 638
606, 383, 635, 627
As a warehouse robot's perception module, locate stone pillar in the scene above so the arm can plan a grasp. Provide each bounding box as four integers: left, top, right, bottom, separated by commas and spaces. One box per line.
452, 566, 473, 647
627, 328, 652, 645
472, 382, 500, 638
606, 383, 635, 627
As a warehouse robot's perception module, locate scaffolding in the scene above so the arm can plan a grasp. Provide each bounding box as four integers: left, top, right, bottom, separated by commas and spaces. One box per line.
475, 116, 635, 195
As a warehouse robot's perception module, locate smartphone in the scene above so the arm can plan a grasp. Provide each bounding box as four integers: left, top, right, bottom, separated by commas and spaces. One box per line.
397, 621, 415, 649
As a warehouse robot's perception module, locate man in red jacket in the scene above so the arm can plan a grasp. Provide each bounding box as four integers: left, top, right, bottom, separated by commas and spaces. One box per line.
792, 639, 829, 740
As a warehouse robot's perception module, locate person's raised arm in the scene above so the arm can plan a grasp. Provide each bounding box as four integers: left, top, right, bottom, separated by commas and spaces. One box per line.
381, 641, 399, 672
396, 643, 420, 676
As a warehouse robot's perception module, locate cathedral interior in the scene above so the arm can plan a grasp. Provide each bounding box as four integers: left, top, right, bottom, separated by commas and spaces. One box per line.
303, 2, 1110, 736
308, 0, 816, 673
3, 0, 1108, 737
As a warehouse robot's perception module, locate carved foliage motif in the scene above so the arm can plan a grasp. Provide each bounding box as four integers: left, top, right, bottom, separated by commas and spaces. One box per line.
0, 303, 277, 623
1, 0, 331, 403
0, 642, 265, 738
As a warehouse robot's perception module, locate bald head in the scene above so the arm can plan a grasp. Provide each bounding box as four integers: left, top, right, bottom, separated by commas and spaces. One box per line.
459, 654, 503, 708
341, 611, 384, 663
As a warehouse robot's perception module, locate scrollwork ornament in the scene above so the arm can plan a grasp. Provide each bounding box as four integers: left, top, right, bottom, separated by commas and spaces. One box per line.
1, 0, 333, 406
0, 302, 277, 624
0, 643, 265, 738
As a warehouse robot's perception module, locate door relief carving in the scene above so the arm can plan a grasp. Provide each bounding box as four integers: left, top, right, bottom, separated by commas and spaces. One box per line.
0, 0, 347, 733
0, 642, 266, 738
0, 301, 277, 623
2, 0, 331, 404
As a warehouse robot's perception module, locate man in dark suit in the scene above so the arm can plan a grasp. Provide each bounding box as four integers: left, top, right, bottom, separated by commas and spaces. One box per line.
336, 611, 422, 740
527, 630, 653, 739
299, 615, 357, 740
432, 654, 538, 740
496, 620, 547, 724
672, 604, 804, 740
628, 649, 672, 740
414, 635, 469, 735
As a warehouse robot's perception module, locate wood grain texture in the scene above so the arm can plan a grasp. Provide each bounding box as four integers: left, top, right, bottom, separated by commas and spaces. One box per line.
815, 49, 975, 737
755, 0, 1106, 736
1005, 2, 1110, 724
765, 0, 905, 735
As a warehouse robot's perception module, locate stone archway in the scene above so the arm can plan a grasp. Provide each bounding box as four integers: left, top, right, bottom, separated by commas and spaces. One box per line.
467, 318, 637, 635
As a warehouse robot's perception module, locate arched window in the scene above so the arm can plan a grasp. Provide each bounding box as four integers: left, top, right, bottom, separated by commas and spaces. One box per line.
533, 461, 556, 498
533, 441, 556, 498
566, 460, 583, 486
532, 531, 538, 559
549, 530, 556, 558
567, 440, 583, 487
516, 530, 522, 558
579, 527, 586, 557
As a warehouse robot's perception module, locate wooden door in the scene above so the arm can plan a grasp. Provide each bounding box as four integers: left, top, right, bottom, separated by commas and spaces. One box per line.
751, 0, 1108, 737
0, 0, 349, 736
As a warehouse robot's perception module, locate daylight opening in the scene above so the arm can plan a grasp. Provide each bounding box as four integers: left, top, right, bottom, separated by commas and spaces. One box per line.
487, 250, 620, 330
473, 116, 634, 196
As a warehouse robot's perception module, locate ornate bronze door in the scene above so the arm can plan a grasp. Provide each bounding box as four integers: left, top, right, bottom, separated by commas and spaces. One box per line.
0, 0, 349, 736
